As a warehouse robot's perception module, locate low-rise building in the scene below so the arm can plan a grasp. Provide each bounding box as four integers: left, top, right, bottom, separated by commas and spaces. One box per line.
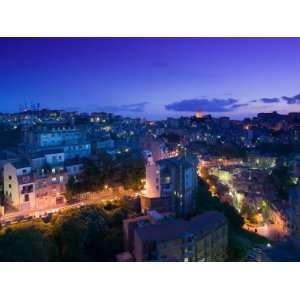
4, 160, 35, 210
3, 151, 69, 213
27, 124, 91, 159
123, 210, 228, 262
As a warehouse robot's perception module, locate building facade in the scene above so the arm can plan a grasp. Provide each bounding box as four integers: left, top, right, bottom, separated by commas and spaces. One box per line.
3, 150, 71, 213
123, 210, 228, 262
27, 124, 91, 160
143, 155, 198, 216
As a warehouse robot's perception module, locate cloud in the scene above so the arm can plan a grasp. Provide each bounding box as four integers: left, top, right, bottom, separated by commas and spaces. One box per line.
259, 97, 280, 103
97, 102, 149, 113
165, 92, 300, 115
230, 103, 249, 109
165, 98, 241, 112
282, 94, 300, 104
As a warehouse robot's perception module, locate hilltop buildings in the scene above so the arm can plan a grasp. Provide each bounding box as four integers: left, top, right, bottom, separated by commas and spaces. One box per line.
25, 124, 91, 160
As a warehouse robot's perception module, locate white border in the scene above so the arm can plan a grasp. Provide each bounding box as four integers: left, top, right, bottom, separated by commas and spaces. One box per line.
1, 1, 300, 300
0, 0, 300, 37
0, 262, 299, 300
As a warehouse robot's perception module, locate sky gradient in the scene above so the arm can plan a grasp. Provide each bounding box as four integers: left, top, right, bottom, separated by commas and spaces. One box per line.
1, 38, 300, 120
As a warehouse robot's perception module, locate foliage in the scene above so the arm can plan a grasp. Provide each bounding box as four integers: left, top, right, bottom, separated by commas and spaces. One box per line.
66, 151, 145, 198
242, 205, 258, 224
52, 205, 108, 261
268, 165, 296, 199
114, 152, 145, 190
227, 231, 248, 262
0, 198, 139, 262
195, 178, 244, 229
0, 222, 55, 261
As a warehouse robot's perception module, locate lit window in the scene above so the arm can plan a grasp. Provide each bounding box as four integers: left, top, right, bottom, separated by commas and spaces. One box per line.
165, 176, 171, 184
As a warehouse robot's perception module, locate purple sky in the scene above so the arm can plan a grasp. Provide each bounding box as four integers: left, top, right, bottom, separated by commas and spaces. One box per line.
1, 38, 300, 120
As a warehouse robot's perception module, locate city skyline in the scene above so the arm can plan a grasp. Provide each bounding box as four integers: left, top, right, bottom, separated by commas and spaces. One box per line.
1, 38, 300, 119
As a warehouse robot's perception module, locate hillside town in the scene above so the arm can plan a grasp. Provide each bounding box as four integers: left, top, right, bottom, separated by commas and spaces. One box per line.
1, 107, 300, 261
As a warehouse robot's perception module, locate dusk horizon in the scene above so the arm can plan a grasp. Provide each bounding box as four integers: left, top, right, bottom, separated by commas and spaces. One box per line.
2, 38, 300, 120
2, 105, 298, 122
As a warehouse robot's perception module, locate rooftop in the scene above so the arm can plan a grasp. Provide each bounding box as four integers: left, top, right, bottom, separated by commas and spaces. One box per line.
11, 159, 30, 169
30, 148, 64, 159
157, 156, 193, 170
135, 211, 226, 243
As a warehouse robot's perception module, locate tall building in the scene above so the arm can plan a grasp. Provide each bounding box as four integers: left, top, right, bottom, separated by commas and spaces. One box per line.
140, 135, 168, 162
142, 155, 198, 216
122, 210, 228, 262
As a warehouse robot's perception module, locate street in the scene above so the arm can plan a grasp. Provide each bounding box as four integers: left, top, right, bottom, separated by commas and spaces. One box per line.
0, 187, 138, 225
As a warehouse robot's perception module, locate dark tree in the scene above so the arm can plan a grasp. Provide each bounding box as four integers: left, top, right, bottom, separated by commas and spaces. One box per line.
0, 222, 55, 261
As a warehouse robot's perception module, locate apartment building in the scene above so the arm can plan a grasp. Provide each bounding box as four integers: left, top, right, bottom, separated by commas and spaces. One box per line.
26, 124, 91, 160
3, 149, 70, 212
3, 160, 35, 211
122, 210, 228, 262
142, 155, 198, 216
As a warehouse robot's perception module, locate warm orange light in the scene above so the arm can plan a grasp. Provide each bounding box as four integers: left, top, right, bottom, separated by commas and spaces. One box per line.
195, 111, 204, 119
